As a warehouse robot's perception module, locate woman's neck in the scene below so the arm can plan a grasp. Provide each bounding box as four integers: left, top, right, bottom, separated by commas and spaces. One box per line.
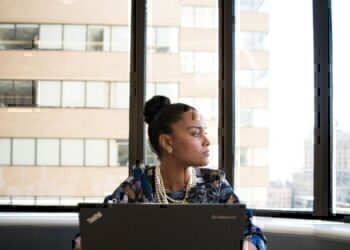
159, 158, 190, 192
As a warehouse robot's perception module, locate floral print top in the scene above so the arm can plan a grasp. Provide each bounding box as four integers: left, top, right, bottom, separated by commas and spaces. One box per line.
104, 165, 267, 250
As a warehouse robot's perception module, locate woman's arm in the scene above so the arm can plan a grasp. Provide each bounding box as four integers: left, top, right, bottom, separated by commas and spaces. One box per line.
219, 179, 267, 250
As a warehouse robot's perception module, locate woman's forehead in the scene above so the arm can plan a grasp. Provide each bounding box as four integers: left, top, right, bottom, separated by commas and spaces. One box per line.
180, 111, 206, 127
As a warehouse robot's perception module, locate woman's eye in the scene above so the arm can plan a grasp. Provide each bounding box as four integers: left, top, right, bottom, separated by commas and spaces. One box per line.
192, 132, 200, 137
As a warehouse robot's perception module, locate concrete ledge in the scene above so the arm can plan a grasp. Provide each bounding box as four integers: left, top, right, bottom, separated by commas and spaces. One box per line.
255, 217, 350, 242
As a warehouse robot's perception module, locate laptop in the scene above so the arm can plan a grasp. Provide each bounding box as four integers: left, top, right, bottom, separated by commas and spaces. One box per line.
79, 203, 246, 250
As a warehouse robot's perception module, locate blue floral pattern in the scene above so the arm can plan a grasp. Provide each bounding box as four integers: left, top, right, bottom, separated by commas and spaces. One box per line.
105, 165, 267, 250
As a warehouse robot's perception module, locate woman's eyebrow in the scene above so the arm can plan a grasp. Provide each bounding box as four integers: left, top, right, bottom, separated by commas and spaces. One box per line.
186, 126, 207, 130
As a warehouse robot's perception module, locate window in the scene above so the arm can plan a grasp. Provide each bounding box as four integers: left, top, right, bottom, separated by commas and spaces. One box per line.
236, 31, 268, 50
0, 80, 36, 107
62, 81, 85, 107
63, 25, 86, 51
236, 0, 268, 13
0, 1, 131, 207
117, 141, 128, 167
235, 0, 314, 209
0, 139, 11, 165
147, 27, 178, 53
87, 26, 110, 51
37, 139, 60, 166
181, 51, 217, 73
38, 81, 61, 107
236, 70, 268, 88
39, 25, 62, 50
15, 24, 39, 50
61, 139, 84, 166
110, 82, 129, 108
85, 140, 108, 166
0, 24, 15, 49
12, 139, 35, 165
332, 0, 350, 214
111, 26, 130, 51
181, 6, 217, 28
86, 81, 109, 108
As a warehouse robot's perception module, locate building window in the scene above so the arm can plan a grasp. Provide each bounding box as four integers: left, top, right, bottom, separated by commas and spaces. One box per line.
110, 82, 129, 108
86, 81, 109, 108
236, 70, 268, 88
0, 80, 36, 107
12, 139, 35, 165
238, 147, 268, 167
147, 27, 178, 53
38, 81, 61, 107
39, 25, 63, 50
87, 26, 110, 51
62, 81, 85, 107
236, 31, 268, 50
37, 139, 60, 166
111, 26, 130, 51
236, 0, 268, 12
117, 141, 128, 167
0, 139, 11, 165
238, 109, 269, 127
147, 82, 179, 104
85, 139, 108, 166
15, 24, 39, 50
63, 25, 86, 51
181, 52, 217, 73
0, 24, 15, 49
61, 139, 84, 166
181, 6, 217, 29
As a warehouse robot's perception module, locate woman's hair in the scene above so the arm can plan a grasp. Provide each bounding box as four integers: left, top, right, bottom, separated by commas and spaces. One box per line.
143, 95, 196, 157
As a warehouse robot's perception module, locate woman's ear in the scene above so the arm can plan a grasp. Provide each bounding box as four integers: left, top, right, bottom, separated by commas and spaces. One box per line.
159, 134, 173, 153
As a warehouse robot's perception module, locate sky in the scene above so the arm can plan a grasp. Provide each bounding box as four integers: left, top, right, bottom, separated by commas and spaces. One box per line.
266, 0, 350, 182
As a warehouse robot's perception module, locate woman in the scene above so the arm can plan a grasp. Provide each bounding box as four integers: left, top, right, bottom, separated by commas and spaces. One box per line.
105, 95, 267, 250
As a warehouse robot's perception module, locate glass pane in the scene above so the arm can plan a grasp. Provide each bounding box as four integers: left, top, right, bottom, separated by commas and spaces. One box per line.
146, 0, 219, 168
13, 80, 35, 106
332, 0, 350, 214
63, 25, 86, 51
39, 25, 63, 50
0, 80, 13, 106
15, 24, 39, 49
87, 26, 110, 51
0, 24, 15, 49
85, 139, 108, 166
37, 139, 60, 166
38, 81, 61, 107
111, 26, 130, 51
62, 81, 85, 107
86, 81, 109, 108
110, 82, 129, 108
0, 139, 11, 165
12, 139, 35, 165
0, 0, 131, 206
61, 139, 84, 166
235, 0, 314, 209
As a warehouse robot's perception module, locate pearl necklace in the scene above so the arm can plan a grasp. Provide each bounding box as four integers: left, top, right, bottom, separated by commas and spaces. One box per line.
154, 166, 196, 204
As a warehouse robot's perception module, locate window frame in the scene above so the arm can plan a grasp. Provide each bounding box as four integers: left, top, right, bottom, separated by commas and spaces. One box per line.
2, 0, 349, 223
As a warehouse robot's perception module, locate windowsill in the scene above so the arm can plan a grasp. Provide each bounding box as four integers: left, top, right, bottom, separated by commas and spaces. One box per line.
255, 217, 350, 241
0, 212, 349, 242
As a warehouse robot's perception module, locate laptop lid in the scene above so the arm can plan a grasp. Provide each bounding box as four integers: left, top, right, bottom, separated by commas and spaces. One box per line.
79, 203, 246, 250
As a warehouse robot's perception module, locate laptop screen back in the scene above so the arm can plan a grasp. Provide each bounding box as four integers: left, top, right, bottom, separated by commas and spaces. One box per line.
79, 203, 245, 250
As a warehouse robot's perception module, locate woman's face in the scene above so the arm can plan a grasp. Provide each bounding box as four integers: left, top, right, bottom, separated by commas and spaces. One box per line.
167, 111, 210, 167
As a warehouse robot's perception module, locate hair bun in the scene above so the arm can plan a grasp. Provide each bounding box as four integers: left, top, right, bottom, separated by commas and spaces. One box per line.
143, 95, 171, 125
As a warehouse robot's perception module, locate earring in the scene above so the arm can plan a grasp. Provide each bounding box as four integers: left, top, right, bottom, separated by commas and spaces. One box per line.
167, 147, 173, 154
